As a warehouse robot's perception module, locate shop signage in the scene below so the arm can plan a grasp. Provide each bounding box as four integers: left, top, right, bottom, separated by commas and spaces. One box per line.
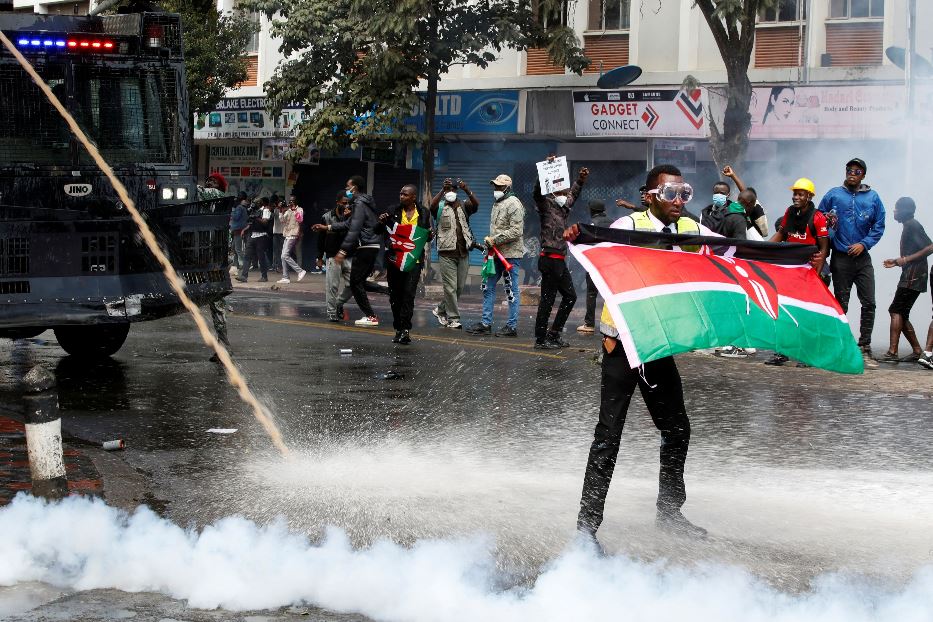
573, 89, 710, 139
407, 90, 520, 134
194, 98, 308, 139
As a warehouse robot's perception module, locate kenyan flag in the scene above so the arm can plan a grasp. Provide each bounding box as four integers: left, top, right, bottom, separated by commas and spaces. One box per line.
388, 221, 430, 272
569, 225, 863, 374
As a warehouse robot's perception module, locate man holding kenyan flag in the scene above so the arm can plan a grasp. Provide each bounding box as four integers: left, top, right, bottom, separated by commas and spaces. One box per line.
564, 164, 862, 551
377, 184, 432, 345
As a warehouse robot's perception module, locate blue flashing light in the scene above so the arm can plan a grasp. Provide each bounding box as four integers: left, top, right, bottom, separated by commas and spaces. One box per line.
17, 39, 29, 46
30, 39, 41, 46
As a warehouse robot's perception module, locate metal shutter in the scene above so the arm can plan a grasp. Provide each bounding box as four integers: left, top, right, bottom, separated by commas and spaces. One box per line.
238, 55, 259, 87
526, 48, 565, 76
826, 22, 883, 66
583, 34, 630, 73
754, 26, 803, 68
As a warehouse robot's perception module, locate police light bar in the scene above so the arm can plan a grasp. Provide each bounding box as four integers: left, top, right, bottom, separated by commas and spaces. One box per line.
14, 35, 116, 52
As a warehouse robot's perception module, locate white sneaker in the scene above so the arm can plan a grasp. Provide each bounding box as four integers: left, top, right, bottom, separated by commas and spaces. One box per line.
576, 324, 595, 334
354, 316, 379, 327
276, 278, 290, 284
432, 307, 449, 326
446, 320, 462, 329
297, 270, 307, 282
717, 346, 750, 358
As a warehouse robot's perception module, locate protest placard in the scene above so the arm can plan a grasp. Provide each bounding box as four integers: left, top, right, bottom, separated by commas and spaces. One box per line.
536, 156, 570, 194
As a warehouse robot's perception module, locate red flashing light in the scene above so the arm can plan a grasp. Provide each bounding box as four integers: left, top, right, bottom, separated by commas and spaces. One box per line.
65, 39, 115, 51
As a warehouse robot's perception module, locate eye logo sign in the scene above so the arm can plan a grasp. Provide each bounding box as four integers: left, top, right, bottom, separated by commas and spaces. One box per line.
641, 105, 660, 130
64, 184, 92, 197
466, 96, 518, 127
676, 89, 705, 129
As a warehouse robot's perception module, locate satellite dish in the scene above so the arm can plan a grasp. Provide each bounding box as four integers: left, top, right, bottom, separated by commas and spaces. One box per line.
596, 64, 642, 89
885, 46, 933, 77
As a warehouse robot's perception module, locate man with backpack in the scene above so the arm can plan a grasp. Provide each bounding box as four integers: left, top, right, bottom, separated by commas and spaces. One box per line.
764, 178, 830, 366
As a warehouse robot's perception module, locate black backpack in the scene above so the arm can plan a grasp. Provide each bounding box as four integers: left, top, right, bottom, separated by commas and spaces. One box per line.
700, 204, 727, 234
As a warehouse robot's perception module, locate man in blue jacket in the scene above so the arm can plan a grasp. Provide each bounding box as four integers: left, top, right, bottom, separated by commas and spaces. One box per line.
817, 158, 885, 368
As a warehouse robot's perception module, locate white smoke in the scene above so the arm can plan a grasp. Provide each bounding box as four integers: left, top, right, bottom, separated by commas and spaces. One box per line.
2, 494, 933, 621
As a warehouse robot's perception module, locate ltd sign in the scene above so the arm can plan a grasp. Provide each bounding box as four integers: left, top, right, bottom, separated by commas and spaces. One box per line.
64, 183, 92, 197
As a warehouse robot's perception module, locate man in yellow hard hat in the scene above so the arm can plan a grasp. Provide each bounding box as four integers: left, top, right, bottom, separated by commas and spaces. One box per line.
765, 177, 830, 366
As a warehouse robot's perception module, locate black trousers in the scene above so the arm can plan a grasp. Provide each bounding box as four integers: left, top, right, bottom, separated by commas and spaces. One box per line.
240, 235, 269, 279
348, 246, 386, 317
830, 251, 876, 349
584, 274, 598, 326
387, 262, 422, 331
535, 255, 577, 341
578, 339, 691, 533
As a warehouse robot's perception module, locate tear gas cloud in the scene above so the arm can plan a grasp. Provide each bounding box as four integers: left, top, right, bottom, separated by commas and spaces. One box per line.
2, 494, 933, 621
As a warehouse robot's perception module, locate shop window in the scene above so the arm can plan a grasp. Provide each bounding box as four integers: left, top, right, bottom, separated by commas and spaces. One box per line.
759, 0, 805, 22
830, 0, 884, 18
587, 0, 631, 31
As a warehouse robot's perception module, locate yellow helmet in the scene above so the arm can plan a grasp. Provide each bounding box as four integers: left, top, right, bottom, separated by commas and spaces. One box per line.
790, 177, 816, 195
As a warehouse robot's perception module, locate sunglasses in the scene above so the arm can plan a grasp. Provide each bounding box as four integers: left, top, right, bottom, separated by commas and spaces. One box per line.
648, 182, 694, 204
846, 168, 864, 175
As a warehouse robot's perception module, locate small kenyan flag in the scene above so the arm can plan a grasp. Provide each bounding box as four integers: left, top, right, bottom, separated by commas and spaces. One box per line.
388, 221, 430, 272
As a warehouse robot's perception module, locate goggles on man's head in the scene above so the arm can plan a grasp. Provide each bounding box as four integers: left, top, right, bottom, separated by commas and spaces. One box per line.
648, 182, 694, 204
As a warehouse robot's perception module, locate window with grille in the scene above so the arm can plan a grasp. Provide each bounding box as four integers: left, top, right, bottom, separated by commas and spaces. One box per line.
0, 237, 29, 276
0, 63, 71, 165
535, 0, 568, 28
759, 0, 805, 22
588, 0, 631, 30
830, 0, 884, 18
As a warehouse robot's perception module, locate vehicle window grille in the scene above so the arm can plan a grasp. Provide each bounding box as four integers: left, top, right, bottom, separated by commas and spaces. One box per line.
81, 235, 116, 273
0, 63, 70, 165
181, 270, 226, 285
0, 280, 30, 294
0, 236, 30, 276
180, 229, 226, 267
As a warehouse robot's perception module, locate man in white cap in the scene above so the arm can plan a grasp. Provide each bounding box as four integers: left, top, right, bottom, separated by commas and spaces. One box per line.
467, 173, 525, 337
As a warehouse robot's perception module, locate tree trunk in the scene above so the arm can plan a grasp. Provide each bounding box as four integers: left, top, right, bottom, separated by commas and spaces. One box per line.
709, 62, 752, 173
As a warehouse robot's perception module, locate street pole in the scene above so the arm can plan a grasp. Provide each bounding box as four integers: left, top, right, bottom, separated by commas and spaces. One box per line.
21, 365, 68, 500
905, 0, 916, 196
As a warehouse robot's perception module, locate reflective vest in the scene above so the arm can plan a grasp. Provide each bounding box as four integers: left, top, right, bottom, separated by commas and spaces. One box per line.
600, 213, 701, 332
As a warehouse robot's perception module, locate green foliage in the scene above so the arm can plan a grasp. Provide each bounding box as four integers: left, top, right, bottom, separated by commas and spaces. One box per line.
160, 0, 257, 112
240, 0, 587, 154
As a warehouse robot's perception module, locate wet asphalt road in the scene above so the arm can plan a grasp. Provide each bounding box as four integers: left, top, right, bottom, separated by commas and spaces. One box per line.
1, 289, 932, 619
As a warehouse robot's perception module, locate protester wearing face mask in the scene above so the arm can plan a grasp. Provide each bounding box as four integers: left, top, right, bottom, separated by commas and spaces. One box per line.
466, 174, 525, 337
430, 178, 479, 330
531, 155, 588, 349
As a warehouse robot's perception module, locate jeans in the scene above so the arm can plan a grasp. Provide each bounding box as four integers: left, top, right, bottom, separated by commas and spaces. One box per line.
325, 256, 353, 316
231, 232, 245, 272
578, 340, 691, 533
535, 255, 577, 340
387, 262, 422, 331
584, 274, 598, 327
481, 257, 520, 329
436, 254, 470, 322
239, 235, 268, 280
830, 251, 876, 349
281, 237, 303, 277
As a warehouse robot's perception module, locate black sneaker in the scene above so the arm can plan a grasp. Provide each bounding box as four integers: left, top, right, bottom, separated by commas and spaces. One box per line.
546, 332, 570, 347
399, 330, 411, 345
919, 353, 933, 370
235, 276, 247, 283
495, 326, 517, 338
392, 331, 402, 343
327, 315, 339, 322
534, 340, 559, 350
656, 510, 708, 539
764, 353, 789, 366
258, 277, 268, 282
466, 322, 491, 335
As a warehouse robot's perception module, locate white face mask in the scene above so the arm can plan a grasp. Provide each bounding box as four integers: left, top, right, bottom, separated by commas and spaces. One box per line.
444, 192, 457, 203
554, 195, 568, 207
493, 190, 505, 201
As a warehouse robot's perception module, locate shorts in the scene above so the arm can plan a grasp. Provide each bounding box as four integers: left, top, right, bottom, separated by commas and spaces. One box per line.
888, 287, 921, 317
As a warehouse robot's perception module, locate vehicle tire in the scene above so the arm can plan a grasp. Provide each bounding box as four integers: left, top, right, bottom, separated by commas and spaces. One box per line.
54, 324, 130, 358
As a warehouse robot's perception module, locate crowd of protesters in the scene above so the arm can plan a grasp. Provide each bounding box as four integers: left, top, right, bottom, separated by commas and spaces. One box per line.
211, 154, 932, 370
